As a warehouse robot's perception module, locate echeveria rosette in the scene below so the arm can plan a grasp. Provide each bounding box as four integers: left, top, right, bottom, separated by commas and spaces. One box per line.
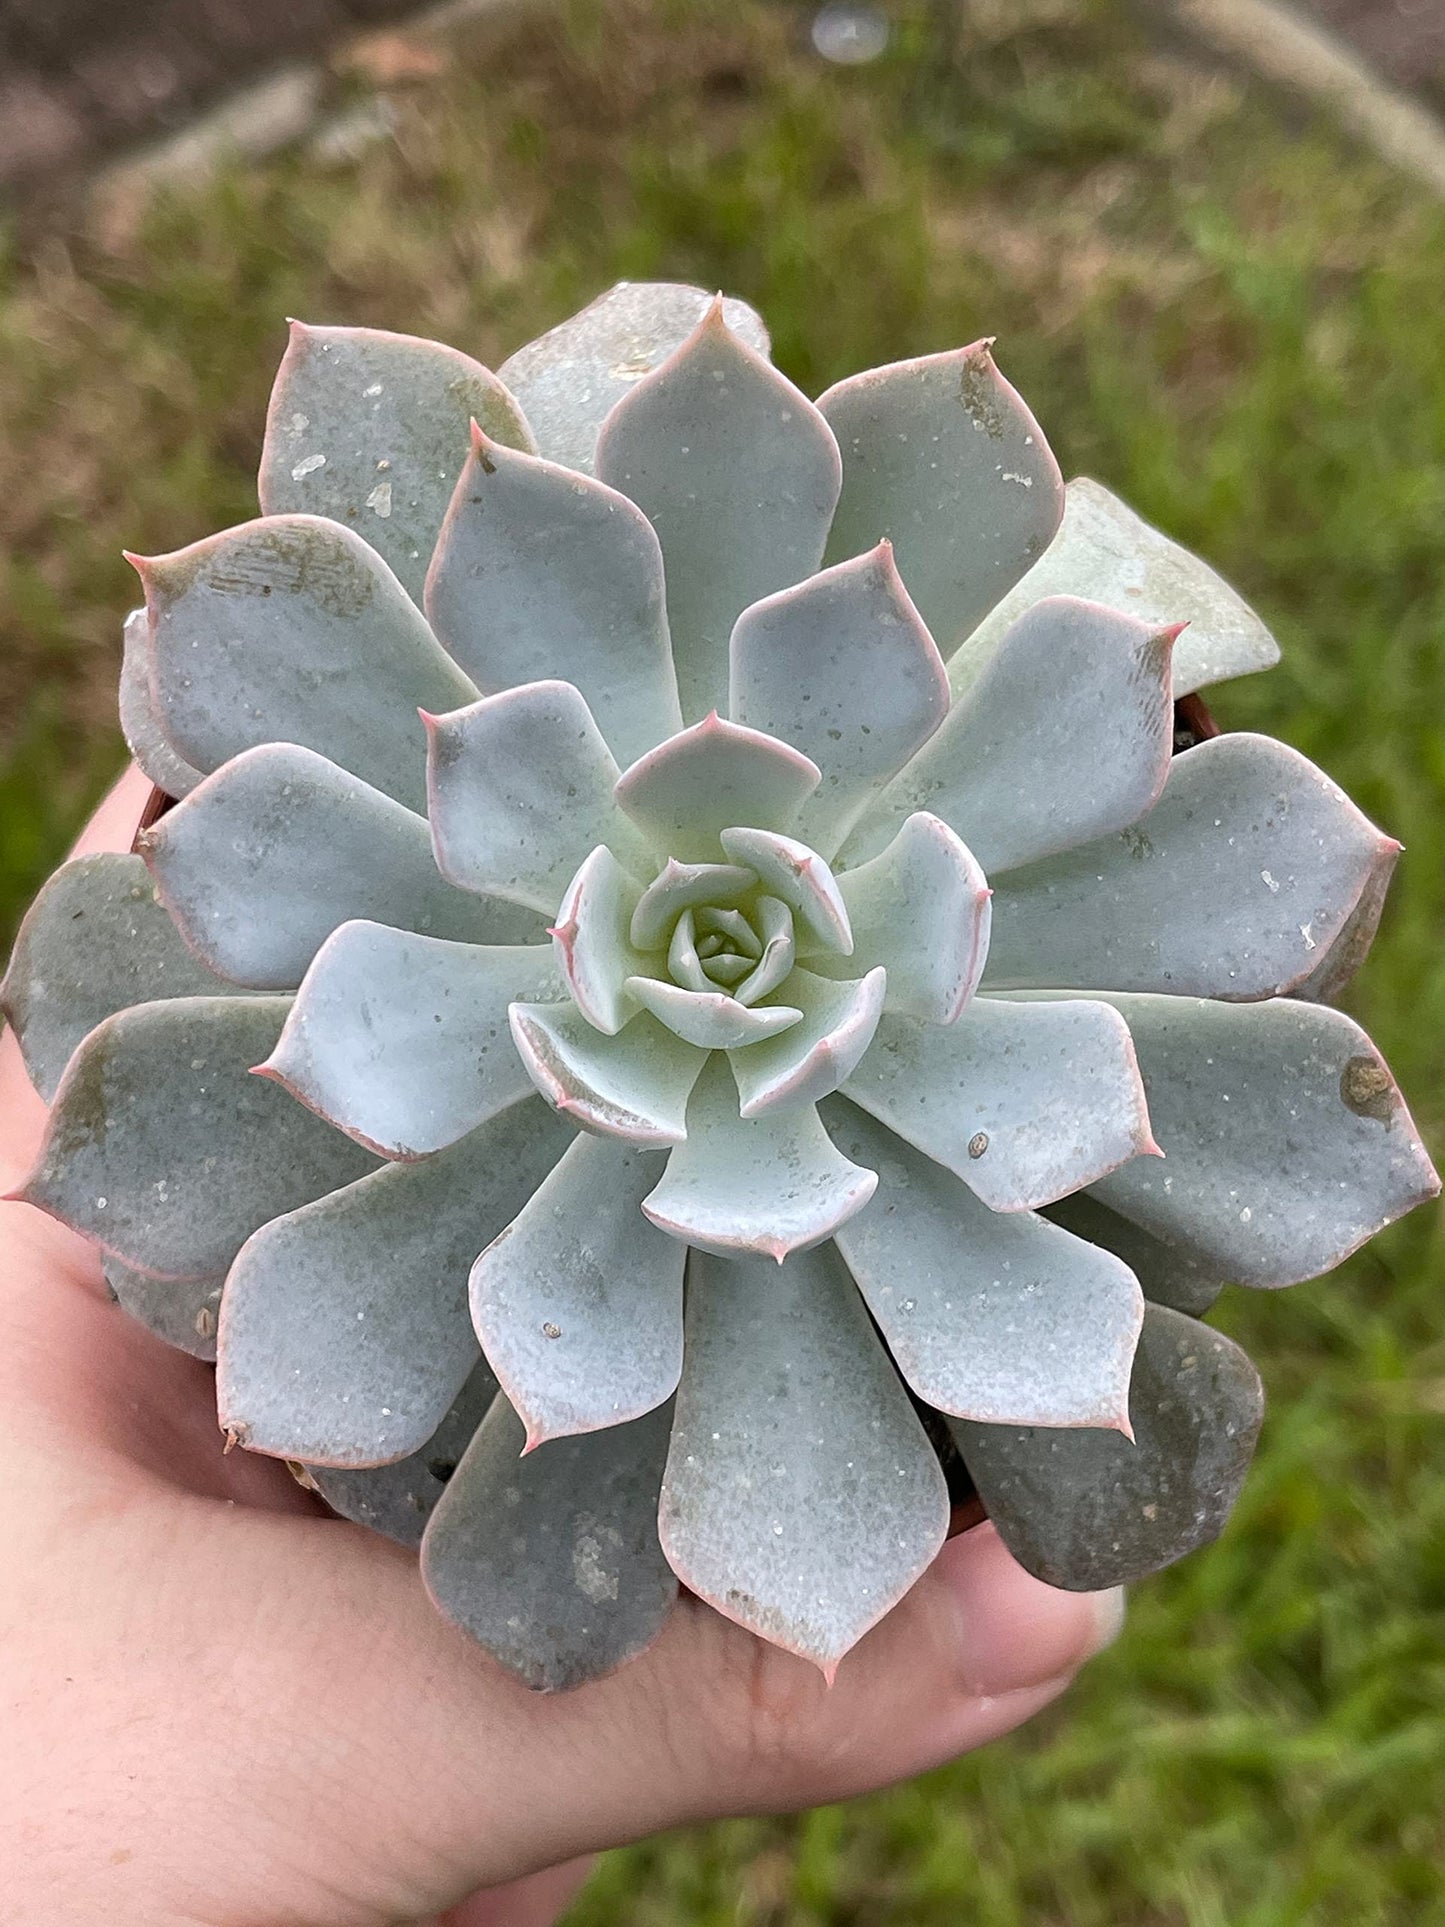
5, 281, 1438, 1692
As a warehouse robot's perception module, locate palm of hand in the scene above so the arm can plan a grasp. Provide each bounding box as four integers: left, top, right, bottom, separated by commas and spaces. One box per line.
0, 769, 1113, 1927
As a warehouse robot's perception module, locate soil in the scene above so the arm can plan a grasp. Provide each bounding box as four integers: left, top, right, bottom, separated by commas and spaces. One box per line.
2, 0, 1443, 197
0, 0, 423, 191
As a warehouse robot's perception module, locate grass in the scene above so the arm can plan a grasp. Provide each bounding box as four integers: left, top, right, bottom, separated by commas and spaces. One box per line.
2, 0, 1444, 1918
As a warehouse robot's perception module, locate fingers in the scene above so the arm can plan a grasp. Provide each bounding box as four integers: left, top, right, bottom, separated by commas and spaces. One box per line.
618, 1523, 1123, 1818
438, 1856, 597, 1927
174, 1514, 1119, 1916
68, 761, 156, 862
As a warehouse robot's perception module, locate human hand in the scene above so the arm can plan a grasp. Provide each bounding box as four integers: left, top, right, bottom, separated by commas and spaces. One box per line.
0, 767, 1124, 1927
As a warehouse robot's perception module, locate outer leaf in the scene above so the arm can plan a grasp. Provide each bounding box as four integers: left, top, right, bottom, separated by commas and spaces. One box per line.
142, 743, 534, 992
984, 734, 1400, 1000
1291, 844, 1398, 1004
136, 514, 476, 812
847, 597, 1176, 873
1, 853, 240, 1103
425, 429, 683, 767
258, 321, 535, 602
951, 476, 1280, 700
728, 544, 948, 856
102, 1254, 225, 1362
1041, 1192, 1225, 1317
824, 1099, 1142, 1427
1088, 993, 1440, 1287
728, 967, 887, 1118
950, 1305, 1265, 1590
596, 301, 842, 721
498, 280, 769, 476
260, 923, 561, 1160
659, 1244, 949, 1676
641, 1057, 876, 1259
20, 997, 376, 1277
118, 606, 202, 798
303, 1360, 499, 1548
834, 812, 990, 1024
615, 713, 821, 862
510, 1003, 705, 1146
425, 682, 649, 913
471, 1133, 683, 1446
421, 1394, 678, 1692
818, 342, 1063, 656
218, 1103, 572, 1465
842, 997, 1155, 1212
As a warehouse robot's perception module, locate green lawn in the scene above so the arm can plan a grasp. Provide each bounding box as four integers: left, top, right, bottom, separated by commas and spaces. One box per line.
3, 1, 1443, 1919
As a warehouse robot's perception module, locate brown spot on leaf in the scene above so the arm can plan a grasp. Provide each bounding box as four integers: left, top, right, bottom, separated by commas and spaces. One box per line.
957, 346, 1005, 439
187, 523, 376, 618
1341, 1054, 1396, 1125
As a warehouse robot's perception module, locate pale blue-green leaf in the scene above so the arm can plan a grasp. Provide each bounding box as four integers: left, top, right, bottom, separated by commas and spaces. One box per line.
141, 743, 537, 992
824, 1098, 1142, 1427
984, 734, 1400, 999
1, 853, 242, 1103
729, 967, 886, 1118
846, 597, 1176, 873
552, 845, 646, 1034
629, 859, 756, 950
421, 1394, 678, 1691
261, 923, 561, 1159
666, 907, 709, 991
950, 1305, 1264, 1590
303, 1360, 499, 1548
1290, 844, 1398, 1004
596, 301, 842, 721
728, 543, 949, 857
425, 681, 650, 913
642, 1057, 876, 1259
834, 812, 990, 1024
1041, 1191, 1225, 1317
509, 1002, 706, 1146
136, 514, 476, 812
1087, 993, 1440, 1288
626, 976, 802, 1050
950, 477, 1280, 702
841, 997, 1154, 1212
119, 606, 202, 798
471, 1132, 682, 1446
258, 321, 535, 602
218, 1102, 572, 1464
102, 1254, 225, 1362
425, 429, 682, 767
660, 1243, 948, 1675
717, 825, 851, 955
21, 996, 376, 1277
730, 894, 795, 1004
818, 342, 1063, 656
615, 714, 821, 862
498, 280, 769, 476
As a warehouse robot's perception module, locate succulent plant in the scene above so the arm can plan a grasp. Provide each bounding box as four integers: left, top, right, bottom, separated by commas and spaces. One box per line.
5, 281, 1438, 1691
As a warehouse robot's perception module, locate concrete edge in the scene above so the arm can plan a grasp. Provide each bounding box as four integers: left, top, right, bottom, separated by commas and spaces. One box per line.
1164, 0, 1445, 198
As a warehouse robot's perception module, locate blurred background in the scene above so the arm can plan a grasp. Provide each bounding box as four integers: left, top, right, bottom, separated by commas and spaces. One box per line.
2, 0, 1443, 1918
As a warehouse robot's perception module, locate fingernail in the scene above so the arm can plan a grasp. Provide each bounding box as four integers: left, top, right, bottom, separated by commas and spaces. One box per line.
1084, 1585, 1127, 1660
942, 1524, 1125, 1697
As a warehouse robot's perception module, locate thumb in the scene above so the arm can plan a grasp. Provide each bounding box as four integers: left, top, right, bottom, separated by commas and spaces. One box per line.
367, 1521, 1123, 1898
636, 1521, 1124, 1820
